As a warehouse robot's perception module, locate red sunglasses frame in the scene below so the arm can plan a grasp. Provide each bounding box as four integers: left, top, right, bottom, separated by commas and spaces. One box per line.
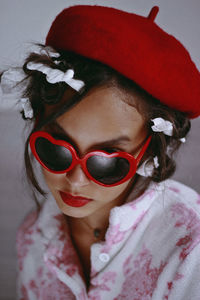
29, 131, 152, 187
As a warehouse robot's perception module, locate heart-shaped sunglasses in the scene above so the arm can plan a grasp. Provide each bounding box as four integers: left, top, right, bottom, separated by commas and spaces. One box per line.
29, 131, 151, 187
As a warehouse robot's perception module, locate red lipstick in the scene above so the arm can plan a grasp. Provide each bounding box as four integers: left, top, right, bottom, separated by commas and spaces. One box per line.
59, 191, 92, 207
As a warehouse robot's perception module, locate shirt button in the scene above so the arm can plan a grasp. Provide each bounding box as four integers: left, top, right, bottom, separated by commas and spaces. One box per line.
99, 253, 110, 262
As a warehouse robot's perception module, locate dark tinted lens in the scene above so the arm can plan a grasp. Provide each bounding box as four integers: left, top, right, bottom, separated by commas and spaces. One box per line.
86, 155, 130, 184
35, 137, 72, 171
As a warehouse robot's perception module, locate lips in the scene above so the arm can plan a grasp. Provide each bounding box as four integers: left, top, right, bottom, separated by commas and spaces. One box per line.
59, 191, 93, 207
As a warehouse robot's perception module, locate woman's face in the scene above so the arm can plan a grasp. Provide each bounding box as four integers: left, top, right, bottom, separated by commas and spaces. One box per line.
42, 85, 147, 218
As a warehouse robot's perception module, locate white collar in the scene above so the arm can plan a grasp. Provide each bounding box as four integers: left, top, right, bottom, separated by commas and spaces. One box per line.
36, 182, 164, 242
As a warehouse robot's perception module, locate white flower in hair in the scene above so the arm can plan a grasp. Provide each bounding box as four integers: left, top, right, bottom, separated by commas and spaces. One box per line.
27, 62, 85, 92
1, 68, 26, 94
153, 156, 159, 168
53, 60, 61, 65
151, 117, 173, 136
0, 68, 32, 116
179, 137, 186, 143
136, 156, 159, 177
32, 45, 60, 58
20, 98, 34, 119
41, 47, 60, 58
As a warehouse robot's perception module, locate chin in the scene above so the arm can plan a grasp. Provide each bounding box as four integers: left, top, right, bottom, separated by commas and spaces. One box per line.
55, 197, 94, 218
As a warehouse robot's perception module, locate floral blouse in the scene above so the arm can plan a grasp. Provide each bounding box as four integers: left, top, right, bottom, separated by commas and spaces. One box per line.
16, 179, 200, 300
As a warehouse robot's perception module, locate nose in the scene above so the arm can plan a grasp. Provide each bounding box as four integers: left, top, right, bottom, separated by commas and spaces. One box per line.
65, 164, 90, 187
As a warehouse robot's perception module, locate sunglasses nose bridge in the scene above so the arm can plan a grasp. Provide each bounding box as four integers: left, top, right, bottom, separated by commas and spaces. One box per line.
70, 147, 83, 166
65, 159, 90, 187
73, 156, 83, 169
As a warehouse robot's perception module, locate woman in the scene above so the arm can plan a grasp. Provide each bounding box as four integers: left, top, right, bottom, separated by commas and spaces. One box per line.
1, 5, 200, 299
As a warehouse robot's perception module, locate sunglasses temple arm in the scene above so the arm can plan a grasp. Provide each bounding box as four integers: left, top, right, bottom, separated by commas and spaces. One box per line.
136, 136, 152, 165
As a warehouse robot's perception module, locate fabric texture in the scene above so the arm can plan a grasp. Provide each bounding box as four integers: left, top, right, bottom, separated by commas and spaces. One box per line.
46, 5, 200, 118
16, 179, 200, 300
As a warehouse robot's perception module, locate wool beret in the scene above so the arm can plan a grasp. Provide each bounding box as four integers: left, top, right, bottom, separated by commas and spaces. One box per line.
46, 5, 200, 118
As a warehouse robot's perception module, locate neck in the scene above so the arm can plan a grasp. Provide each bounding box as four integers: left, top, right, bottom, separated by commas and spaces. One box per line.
66, 180, 134, 239
67, 207, 110, 239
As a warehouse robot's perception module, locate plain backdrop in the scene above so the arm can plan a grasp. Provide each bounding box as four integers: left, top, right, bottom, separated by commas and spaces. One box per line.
0, 1, 200, 299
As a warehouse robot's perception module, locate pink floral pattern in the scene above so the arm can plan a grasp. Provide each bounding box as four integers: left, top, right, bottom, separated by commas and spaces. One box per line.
43, 214, 85, 282
169, 186, 180, 193
128, 190, 155, 210
163, 272, 184, 299
16, 180, 200, 300
16, 211, 38, 271
91, 271, 117, 291
88, 271, 117, 299
115, 245, 167, 300
17, 212, 80, 299
101, 223, 128, 253
171, 202, 200, 259
102, 206, 147, 254
28, 276, 75, 300
20, 284, 29, 300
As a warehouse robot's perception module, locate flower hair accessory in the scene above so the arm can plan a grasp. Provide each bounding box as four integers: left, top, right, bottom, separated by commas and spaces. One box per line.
20, 98, 34, 119
40, 46, 60, 58
0, 68, 34, 119
1, 68, 26, 94
151, 117, 173, 136
26, 62, 85, 92
136, 156, 159, 177
32, 46, 60, 62
179, 137, 186, 143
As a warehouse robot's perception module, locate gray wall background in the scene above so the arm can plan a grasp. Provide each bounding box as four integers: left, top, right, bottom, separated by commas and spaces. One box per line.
0, 0, 199, 299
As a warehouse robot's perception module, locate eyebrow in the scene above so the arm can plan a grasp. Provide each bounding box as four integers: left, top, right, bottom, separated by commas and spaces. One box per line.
49, 120, 131, 150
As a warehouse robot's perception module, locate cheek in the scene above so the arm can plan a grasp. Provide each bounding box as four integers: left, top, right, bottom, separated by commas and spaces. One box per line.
96, 179, 133, 202
42, 168, 63, 189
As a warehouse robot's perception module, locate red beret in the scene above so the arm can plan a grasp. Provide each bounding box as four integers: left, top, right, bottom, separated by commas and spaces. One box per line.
46, 5, 200, 118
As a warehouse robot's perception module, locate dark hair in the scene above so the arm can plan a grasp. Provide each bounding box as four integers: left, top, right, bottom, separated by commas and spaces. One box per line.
21, 45, 191, 209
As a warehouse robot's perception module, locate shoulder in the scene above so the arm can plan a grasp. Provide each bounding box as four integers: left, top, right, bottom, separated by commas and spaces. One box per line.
16, 208, 40, 273
16, 209, 39, 257
16, 194, 60, 241
145, 180, 200, 256
148, 179, 200, 233
16, 199, 46, 253
16, 194, 64, 253
16, 196, 62, 272
17, 209, 39, 232
163, 179, 199, 198
121, 179, 200, 234
151, 179, 200, 213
